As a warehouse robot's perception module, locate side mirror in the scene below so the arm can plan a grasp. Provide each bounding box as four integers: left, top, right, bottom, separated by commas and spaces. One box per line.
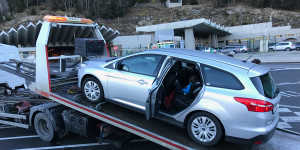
115, 62, 122, 70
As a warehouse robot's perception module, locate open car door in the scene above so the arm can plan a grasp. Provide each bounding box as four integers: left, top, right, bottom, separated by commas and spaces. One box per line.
145, 57, 175, 120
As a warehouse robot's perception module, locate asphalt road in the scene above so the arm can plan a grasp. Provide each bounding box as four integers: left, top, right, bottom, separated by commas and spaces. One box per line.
0, 63, 299, 150
0, 126, 300, 150
262, 63, 300, 133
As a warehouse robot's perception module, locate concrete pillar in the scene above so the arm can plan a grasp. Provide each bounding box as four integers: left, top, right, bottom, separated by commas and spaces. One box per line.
150, 33, 155, 43
211, 34, 218, 48
259, 39, 268, 52
184, 28, 195, 49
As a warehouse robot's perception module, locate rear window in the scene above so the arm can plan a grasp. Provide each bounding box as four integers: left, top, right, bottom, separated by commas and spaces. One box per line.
202, 65, 244, 90
250, 73, 279, 99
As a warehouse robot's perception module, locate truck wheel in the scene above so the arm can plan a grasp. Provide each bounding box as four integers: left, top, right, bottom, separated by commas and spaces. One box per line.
187, 112, 223, 146
34, 113, 55, 142
81, 77, 104, 103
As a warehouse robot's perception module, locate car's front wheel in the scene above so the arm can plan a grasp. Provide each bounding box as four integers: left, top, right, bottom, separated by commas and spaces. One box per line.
187, 112, 223, 146
81, 77, 104, 103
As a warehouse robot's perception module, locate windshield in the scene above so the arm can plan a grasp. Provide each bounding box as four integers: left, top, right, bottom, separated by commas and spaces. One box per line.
250, 73, 279, 99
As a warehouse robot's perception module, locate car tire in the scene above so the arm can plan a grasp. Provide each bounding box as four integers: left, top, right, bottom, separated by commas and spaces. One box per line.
285, 48, 291, 51
81, 76, 104, 103
297, 48, 300, 51
34, 112, 56, 142
187, 112, 223, 146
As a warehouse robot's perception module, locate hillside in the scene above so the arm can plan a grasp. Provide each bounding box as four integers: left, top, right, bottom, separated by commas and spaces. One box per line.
1, 2, 300, 35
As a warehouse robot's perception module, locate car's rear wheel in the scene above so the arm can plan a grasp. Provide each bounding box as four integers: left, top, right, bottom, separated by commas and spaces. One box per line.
285, 48, 291, 51
187, 112, 223, 146
82, 76, 104, 103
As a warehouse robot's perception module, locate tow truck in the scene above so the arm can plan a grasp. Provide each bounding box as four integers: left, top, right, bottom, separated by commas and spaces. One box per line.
0, 16, 207, 150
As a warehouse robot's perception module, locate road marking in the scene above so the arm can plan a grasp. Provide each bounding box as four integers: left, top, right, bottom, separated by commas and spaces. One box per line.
0, 135, 39, 141
0, 126, 15, 129
277, 122, 292, 129
277, 81, 300, 86
280, 116, 300, 122
16, 143, 110, 150
271, 68, 300, 71
279, 108, 292, 113
280, 104, 300, 109
286, 90, 299, 94
279, 91, 300, 97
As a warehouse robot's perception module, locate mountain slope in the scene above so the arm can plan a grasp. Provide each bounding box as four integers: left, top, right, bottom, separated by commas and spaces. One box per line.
1, 3, 300, 35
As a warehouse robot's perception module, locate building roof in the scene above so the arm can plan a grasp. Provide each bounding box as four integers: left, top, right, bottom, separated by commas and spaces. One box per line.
136, 18, 231, 36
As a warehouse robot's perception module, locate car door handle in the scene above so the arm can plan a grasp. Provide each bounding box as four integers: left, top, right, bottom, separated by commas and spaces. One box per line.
137, 80, 148, 85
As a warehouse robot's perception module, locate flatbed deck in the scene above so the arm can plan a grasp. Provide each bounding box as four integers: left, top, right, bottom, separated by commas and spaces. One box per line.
38, 83, 207, 150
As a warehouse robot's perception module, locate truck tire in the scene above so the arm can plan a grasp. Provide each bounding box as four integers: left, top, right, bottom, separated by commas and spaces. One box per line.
187, 112, 223, 146
34, 112, 55, 142
81, 77, 104, 103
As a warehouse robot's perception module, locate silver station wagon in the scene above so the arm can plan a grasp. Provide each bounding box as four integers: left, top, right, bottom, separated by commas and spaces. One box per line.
78, 49, 280, 146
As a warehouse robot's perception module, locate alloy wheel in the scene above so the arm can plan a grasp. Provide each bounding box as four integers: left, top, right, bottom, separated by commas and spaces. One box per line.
84, 81, 101, 101
191, 116, 217, 142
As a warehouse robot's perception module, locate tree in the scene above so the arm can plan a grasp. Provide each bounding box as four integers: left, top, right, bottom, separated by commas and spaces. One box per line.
0, 0, 9, 16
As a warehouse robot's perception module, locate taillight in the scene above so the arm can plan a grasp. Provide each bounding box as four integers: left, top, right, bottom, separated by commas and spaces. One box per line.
234, 97, 273, 112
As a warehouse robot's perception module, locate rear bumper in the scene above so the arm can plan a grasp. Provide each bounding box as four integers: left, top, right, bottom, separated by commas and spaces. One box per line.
225, 127, 276, 145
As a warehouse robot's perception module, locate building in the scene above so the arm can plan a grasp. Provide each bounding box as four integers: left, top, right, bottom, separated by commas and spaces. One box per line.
136, 18, 230, 50
113, 18, 300, 53
220, 22, 300, 52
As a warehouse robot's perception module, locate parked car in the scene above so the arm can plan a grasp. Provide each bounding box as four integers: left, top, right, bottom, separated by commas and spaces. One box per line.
269, 42, 295, 51
196, 46, 218, 53
295, 42, 300, 50
78, 49, 280, 146
223, 45, 248, 53
220, 46, 236, 55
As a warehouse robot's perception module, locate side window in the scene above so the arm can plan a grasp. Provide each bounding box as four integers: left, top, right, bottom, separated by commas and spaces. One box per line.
118, 54, 165, 76
201, 65, 244, 90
